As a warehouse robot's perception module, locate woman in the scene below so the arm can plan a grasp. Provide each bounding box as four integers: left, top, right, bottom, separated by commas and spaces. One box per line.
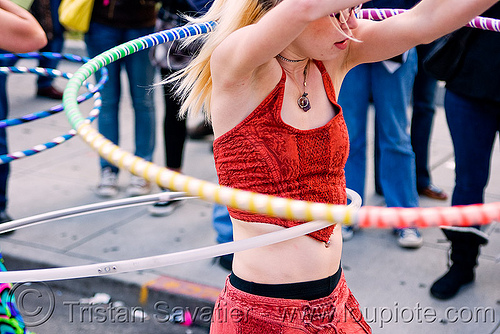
171, 0, 496, 332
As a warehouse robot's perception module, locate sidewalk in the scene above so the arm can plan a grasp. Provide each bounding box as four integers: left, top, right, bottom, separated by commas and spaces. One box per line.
0, 43, 498, 333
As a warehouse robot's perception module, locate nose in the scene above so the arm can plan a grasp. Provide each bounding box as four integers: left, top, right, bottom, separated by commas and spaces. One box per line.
346, 15, 358, 29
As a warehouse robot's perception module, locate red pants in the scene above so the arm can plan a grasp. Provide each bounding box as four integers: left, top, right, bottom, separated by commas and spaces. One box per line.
210, 272, 371, 333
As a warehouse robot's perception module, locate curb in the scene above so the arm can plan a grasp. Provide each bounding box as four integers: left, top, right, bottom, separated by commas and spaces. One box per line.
2, 253, 218, 329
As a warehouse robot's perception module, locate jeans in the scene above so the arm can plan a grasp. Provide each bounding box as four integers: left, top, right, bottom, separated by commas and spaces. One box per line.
212, 204, 233, 244
161, 68, 186, 170
445, 90, 500, 206
411, 43, 438, 191
338, 49, 418, 208
85, 22, 156, 173
37, 0, 64, 89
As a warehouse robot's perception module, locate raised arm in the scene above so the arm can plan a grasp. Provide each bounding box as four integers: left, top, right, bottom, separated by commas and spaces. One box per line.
0, 0, 47, 52
212, 0, 368, 81
347, 0, 497, 68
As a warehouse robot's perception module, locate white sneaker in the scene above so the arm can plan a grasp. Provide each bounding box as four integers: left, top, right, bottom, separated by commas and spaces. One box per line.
396, 228, 423, 249
96, 167, 118, 198
126, 175, 151, 197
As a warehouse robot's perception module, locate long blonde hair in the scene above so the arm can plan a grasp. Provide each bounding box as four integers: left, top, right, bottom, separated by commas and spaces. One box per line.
168, 0, 281, 120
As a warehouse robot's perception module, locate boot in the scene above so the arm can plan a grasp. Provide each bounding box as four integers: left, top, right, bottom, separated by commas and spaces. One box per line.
430, 227, 488, 300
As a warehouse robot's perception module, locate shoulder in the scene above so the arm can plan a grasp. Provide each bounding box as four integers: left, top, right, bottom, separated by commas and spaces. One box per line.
211, 25, 273, 87
210, 57, 282, 138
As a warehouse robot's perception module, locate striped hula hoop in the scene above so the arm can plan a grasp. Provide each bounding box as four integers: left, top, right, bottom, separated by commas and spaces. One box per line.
0, 52, 108, 128
0, 66, 101, 164
359, 8, 500, 32
0, 190, 360, 282
62, 22, 499, 230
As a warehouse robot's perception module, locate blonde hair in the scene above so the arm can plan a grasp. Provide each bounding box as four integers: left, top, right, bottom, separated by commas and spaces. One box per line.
168, 0, 281, 120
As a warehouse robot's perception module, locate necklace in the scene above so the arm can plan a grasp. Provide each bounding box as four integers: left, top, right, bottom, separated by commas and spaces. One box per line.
276, 54, 311, 112
276, 53, 307, 63
297, 62, 311, 112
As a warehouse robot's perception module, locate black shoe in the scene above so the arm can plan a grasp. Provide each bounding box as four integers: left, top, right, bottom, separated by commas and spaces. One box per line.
430, 264, 474, 300
188, 122, 213, 140
0, 211, 14, 235
37, 86, 64, 100
217, 254, 233, 271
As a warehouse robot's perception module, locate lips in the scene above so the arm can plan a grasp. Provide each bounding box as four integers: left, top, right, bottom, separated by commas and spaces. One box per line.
334, 39, 348, 50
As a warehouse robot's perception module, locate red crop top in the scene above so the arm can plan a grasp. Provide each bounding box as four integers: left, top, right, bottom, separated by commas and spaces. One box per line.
213, 60, 349, 243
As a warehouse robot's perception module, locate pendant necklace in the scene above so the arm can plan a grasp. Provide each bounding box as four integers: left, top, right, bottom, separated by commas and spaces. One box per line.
276, 54, 311, 112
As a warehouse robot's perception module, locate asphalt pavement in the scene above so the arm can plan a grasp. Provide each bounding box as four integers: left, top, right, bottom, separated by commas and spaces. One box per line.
0, 40, 498, 334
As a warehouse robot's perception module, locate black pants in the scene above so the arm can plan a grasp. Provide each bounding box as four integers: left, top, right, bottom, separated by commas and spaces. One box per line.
161, 68, 186, 170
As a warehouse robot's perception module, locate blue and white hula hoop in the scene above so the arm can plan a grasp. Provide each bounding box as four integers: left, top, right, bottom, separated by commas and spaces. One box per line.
0, 66, 101, 164
0, 52, 108, 128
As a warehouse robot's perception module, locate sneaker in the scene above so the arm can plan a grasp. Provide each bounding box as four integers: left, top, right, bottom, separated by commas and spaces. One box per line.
148, 200, 181, 217
396, 228, 423, 249
126, 175, 151, 197
0, 211, 14, 235
341, 225, 354, 241
96, 167, 118, 198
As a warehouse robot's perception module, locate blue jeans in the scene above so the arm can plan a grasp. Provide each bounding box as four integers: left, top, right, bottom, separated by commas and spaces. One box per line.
85, 22, 156, 173
38, 0, 64, 89
212, 204, 233, 244
445, 90, 500, 206
411, 43, 438, 191
338, 49, 418, 208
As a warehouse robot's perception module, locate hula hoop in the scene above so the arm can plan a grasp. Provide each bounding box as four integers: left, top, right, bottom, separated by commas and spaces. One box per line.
0, 66, 101, 164
0, 192, 193, 234
0, 51, 89, 63
0, 190, 360, 282
0, 189, 359, 235
0, 52, 108, 128
62, 22, 500, 230
359, 9, 500, 32
0, 220, 333, 283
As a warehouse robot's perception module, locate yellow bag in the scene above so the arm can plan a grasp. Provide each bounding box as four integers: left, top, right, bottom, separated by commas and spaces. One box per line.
58, 0, 95, 33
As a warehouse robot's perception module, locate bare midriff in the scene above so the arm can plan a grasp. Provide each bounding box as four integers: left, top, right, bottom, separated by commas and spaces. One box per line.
230, 217, 342, 284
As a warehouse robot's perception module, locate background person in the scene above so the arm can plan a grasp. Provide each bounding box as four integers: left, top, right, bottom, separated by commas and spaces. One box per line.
0, 1, 46, 332
429, 3, 500, 300
149, 0, 212, 216
0, 0, 47, 228
85, 0, 158, 198
338, 0, 423, 248
410, 42, 448, 201
31, 0, 65, 100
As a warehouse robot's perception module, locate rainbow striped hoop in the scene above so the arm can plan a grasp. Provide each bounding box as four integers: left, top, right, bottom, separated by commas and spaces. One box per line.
62, 20, 499, 230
